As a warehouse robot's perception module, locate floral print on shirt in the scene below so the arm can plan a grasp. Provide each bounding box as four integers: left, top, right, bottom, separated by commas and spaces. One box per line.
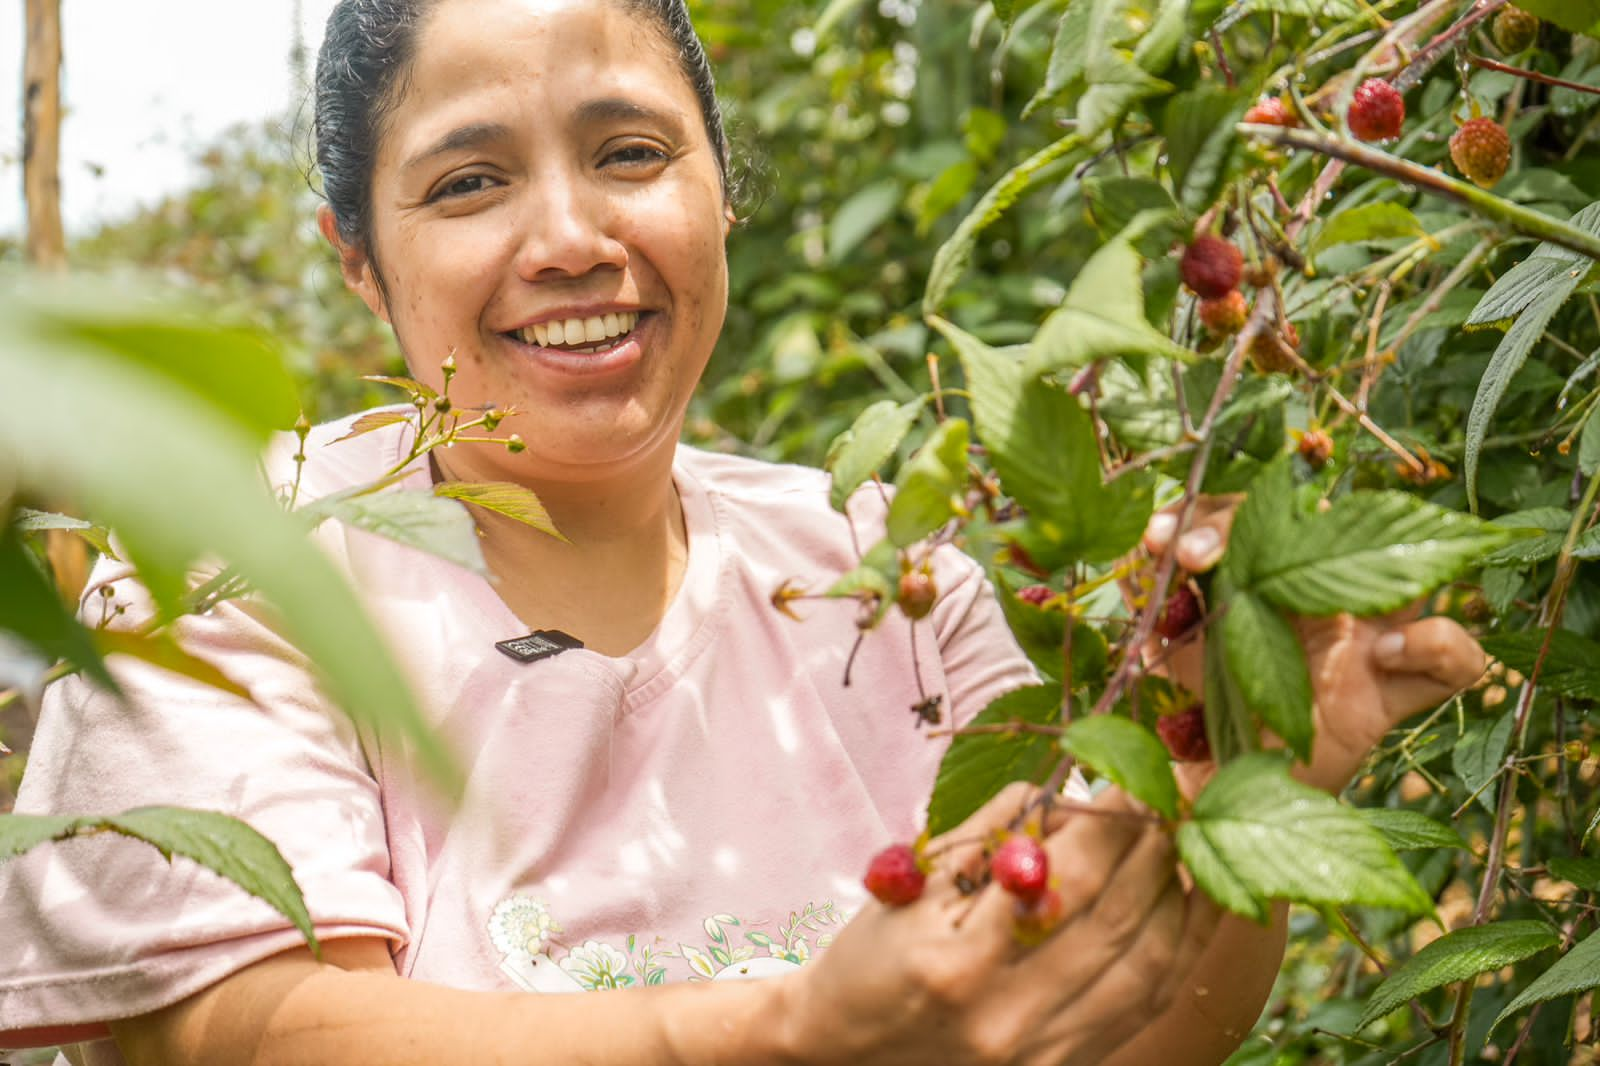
487, 893, 849, 993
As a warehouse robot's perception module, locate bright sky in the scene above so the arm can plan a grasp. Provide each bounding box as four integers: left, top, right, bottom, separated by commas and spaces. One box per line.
1, 0, 338, 238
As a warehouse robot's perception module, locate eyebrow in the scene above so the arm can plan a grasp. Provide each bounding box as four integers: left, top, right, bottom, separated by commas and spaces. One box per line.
403, 123, 515, 172
402, 99, 689, 174
574, 97, 688, 134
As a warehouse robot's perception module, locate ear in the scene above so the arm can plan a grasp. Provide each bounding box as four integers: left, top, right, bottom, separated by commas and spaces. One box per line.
723, 202, 737, 236
317, 205, 391, 323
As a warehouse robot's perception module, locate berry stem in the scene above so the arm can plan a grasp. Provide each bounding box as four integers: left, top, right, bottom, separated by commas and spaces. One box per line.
1466, 53, 1600, 96
1246, 124, 1600, 262
1391, 0, 1507, 94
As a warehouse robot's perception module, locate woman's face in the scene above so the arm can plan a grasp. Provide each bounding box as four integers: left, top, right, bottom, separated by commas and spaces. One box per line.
338, 0, 730, 483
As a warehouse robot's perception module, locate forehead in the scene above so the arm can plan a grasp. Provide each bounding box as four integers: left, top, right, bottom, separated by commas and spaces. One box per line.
386, 0, 692, 150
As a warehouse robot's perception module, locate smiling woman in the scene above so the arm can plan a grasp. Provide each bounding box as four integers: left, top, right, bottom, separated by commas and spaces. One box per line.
0, 2, 1488, 1065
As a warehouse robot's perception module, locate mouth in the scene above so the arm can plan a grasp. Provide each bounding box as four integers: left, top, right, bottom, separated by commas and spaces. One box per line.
504, 311, 643, 355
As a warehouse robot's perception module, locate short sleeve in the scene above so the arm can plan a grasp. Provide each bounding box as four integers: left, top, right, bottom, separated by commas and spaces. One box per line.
0, 563, 408, 1045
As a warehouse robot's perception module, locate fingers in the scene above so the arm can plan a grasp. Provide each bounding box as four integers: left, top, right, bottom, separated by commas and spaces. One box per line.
1036, 816, 1181, 974
1372, 616, 1487, 712
1143, 495, 1243, 573
926, 782, 1041, 901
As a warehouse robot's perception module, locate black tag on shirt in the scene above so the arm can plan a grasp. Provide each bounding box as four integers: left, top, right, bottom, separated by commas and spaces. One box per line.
495, 630, 585, 664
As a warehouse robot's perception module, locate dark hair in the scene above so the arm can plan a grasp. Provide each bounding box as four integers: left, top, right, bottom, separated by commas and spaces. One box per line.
313, 0, 735, 251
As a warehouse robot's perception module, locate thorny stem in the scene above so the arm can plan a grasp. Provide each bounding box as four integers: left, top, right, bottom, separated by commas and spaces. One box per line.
1468, 53, 1600, 97
1391, 0, 1507, 95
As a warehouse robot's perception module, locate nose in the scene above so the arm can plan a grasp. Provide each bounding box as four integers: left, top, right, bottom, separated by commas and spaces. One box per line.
510, 165, 629, 282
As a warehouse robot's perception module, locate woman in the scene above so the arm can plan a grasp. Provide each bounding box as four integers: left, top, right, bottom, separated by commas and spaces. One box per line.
0, 1, 1486, 1063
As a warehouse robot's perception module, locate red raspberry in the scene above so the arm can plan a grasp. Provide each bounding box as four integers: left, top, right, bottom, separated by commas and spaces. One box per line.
1348, 78, 1405, 142
1155, 584, 1203, 641
1449, 118, 1511, 189
1243, 97, 1297, 127
864, 843, 926, 906
1156, 704, 1212, 762
1297, 429, 1334, 470
1011, 888, 1067, 946
1017, 584, 1053, 607
1180, 236, 1244, 300
897, 569, 937, 620
1492, 7, 1539, 54
991, 835, 1050, 904
1198, 290, 1249, 335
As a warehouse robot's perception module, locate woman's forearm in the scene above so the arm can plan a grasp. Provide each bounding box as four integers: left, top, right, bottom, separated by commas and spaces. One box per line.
110, 941, 796, 1066
1100, 902, 1288, 1066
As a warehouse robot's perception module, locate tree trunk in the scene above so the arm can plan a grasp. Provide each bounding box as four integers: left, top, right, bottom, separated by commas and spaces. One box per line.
22, 0, 66, 271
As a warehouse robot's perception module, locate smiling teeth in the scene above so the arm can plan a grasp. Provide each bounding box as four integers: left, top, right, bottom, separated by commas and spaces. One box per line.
520, 311, 639, 349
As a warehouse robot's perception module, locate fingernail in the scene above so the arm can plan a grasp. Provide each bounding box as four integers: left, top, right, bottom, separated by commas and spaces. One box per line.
1180, 526, 1223, 569
1146, 512, 1177, 547
1375, 631, 1406, 666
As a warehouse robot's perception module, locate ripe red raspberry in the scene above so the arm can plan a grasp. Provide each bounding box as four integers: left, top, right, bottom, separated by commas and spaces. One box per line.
1347, 78, 1405, 142
1249, 321, 1301, 374
1198, 290, 1249, 335
1017, 584, 1053, 607
1297, 429, 1334, 470
897, 569, 937, 620
991, 835, 1050, 904
1492, 7, 1539, 54
1155, 583, 1203, 641
1156, 704, 1212, 762
864, 843, 926, 906
1179, 236, 1244, 300
1449, 118, 1512, 189
1243, 97, 1297, 127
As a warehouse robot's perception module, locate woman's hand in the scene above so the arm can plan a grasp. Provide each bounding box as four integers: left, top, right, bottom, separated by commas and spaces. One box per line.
1144, 498, 1488, 793
783, 783, 1221, 1066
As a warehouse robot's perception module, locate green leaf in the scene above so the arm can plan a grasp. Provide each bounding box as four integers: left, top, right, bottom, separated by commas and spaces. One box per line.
811, 0, 871, 39
434, 481, 567, 543
1028, 238, 1193, 373
827, 400, 923, 511
307, 491, 488, 576
923, 133, 1085, 316
1549, 856, 1600, 890
0, 524, 115, 693
994, 576, 1110, 688
1465, 268, 1586, 512
1360, 921, 1559, 1029
887, 418, 970, 547
1454, 711, 1514, 814
361, 375, 438, 402
939, 319, 1155, 565
1492, 929, 1600, 1034
1513, 0, 1600, 37
927, 684, 1064, 836
0, 282, 459, 796
1217, 586, 1314, 761
1485, 507, 1569, 567
0, 807, 318, 953
1312, 204, 1426, 256
1225, 472, 1514, 616
1481, 631, 1600, 701
1466, 204, 1600, 328
1060, 715, 1180, 819
1358, 809, 1469, 852
1160, 86, 1243, 214
829, 181, 901, 264
1177, 754, 1432, 923
1202, 600, 1259, 767
1025, 1, 1094, 116
14, 507, 118, 559
1582, 407, 1600, 477
1233, 0, 1358, 13
333, 409, 414, 443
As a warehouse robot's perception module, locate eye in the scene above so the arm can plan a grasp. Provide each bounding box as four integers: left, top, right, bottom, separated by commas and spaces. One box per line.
429, 173, 497, 202
604, 144, 671, 169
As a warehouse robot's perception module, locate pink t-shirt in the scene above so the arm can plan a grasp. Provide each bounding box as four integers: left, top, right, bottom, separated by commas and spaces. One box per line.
0, 411, 1047, 1064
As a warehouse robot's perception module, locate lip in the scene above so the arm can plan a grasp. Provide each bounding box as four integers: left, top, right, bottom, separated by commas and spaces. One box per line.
498, 311, 654, 378
502, 304, 647, 332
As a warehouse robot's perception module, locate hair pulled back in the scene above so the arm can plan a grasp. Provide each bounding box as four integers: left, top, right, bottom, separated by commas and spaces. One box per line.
313, 0, 732, 251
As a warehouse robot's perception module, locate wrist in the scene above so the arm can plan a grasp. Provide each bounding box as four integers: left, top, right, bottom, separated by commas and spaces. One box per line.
656, 971, 801, 1066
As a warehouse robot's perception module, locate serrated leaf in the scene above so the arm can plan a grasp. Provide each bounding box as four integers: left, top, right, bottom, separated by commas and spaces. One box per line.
1227, 480, 1514, 616
434, 481, 566, 543
939, 319, 1155, 566
1202, 600, 1259, 768
927, 684, 1064, 836
827, 400, 923, 511
307, 490, 488, 576
1028, 238, 1193, 373
14, 507, 118, 559
1025, 1, 1093, 115
1358, 809, 1469, 852
1485, 507, 1569, 567
1313, 203, 1426, 256
1492, 929, 1600, 1034
1582, 407, 1600, 477
994, 577, 1109, 688
1161, 86, 1242, 214
1360, 921, 1558, 1029
1454, 711, 1514, 814
1217, 588, 1314, 761
1177, 754, 1432, 923
923, 134, 1085, 316
1481, 631, 1600, 701
887, 418, 970, 547
333, 409, 414, 443
828, 180, 901, 264
1466, 268, 1586, 512
0, 807, 317, 953
360, 375, 438, 401
1549, 856, 1600, 889
1060, 716, 1180, 819
1465, 204, 1600, 327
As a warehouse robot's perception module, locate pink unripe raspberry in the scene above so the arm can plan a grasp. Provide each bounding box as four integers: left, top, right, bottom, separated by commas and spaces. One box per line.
991, 835, 1050, 904
864, 843, 926, 906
